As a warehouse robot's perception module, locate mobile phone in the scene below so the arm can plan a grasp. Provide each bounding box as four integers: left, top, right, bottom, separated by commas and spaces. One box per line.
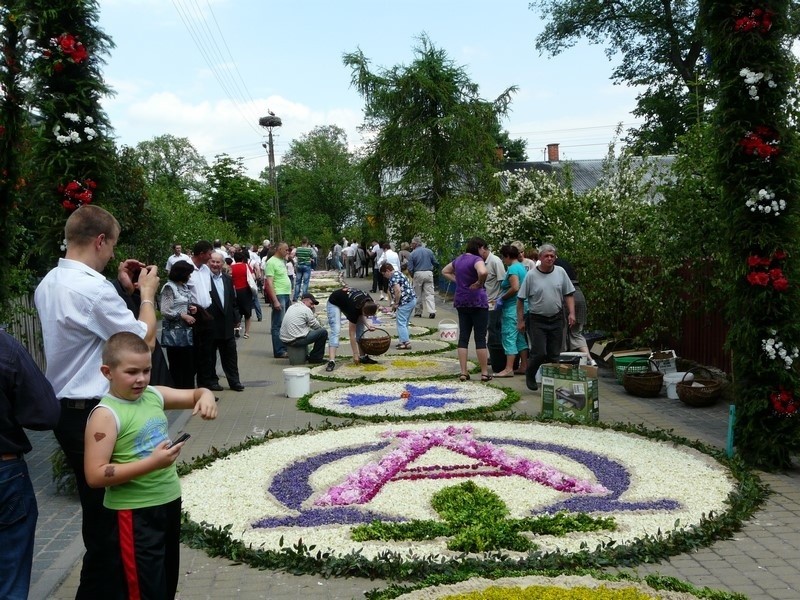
166, 433, 191, 449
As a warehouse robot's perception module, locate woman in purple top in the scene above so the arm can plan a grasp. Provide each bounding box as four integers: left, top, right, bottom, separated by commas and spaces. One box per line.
441, 237, 491, 382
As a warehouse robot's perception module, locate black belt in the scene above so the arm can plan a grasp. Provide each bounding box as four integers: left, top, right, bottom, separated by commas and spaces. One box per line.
529, 313, 563, 322
60, 398, 100, 410
1, 453, 22, 461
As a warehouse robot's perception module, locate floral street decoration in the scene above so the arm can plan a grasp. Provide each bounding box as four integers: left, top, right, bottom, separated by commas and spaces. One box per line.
43, 32, 89, 71
180, 420, 743, 576
746, 250, 788, 291
733, 7, 774, 33
769, 386, 799, 416
302, 381, 514, 420
761, 329, 799, 369
739, 67, 777, 101
311, 356, 472, 382
58, 178, 96, 211
745, 187, 785, 215
739, 125, 780, 160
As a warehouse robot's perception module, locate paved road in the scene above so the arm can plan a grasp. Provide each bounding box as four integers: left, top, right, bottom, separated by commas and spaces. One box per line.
23, 276, 800, 599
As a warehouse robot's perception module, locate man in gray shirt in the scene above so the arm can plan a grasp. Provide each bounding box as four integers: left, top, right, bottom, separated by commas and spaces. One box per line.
408, 236, 440, 319
516, 243, 575, 391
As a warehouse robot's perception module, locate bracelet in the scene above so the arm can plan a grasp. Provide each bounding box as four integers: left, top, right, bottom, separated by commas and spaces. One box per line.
140, 300, 155, 307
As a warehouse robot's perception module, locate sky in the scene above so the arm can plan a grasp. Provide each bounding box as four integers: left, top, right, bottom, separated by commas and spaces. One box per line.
98, 0, 643, 178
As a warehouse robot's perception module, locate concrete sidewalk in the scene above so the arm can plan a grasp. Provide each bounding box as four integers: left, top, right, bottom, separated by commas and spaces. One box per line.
28, 276, 800, 599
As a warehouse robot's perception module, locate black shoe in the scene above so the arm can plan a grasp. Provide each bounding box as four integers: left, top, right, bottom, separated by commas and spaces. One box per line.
360, 356, 378, 365
429, 313, 436, 319
230, 384, 245, 392
526, 378, 539, 391
325, 360, 336, 372
208, 383, 224, 391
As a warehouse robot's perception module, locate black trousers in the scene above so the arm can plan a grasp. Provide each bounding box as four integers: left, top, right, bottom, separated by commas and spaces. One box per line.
193, 323, 217, 387
54, 398, 122, 599
166, 346, 195, 389
212, 336, 242, 387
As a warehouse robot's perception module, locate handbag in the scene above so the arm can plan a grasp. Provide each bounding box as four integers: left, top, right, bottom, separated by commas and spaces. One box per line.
160, 319, 194, 347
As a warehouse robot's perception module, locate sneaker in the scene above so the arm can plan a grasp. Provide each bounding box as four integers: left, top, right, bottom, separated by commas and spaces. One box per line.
325, 361, 336, 372
360, 356, 378, 365
429, 313, 436, 319
379, 294, 386, 301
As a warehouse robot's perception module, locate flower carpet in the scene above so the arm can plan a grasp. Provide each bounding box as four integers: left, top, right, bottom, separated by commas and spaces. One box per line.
181, 420, 744, 577
310, 356, 471, 381
330, 338, 452, 358
300, 381, 517, 419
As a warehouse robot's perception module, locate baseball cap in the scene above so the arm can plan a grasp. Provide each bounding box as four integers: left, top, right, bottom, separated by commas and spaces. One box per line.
301, 293, 319, 305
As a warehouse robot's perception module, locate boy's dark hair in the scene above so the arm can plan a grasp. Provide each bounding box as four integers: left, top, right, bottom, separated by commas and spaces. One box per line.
379, 263, 394, 273
192, 240, 212, 255
361, 300, 378, 316
103, 332, 150, 367
65, 205, 121, 246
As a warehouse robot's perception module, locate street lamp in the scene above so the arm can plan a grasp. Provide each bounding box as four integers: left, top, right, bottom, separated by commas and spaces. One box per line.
259, 111, 282, 242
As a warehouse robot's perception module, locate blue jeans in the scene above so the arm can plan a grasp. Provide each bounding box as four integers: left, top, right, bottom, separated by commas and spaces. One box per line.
294, 264, 312, 301
252, 292, 263, 321
286, 327, 329, 362
0, 457, 37, 600
271, 294, 290, 356
327, 302, 365, 351
395, 299, 416, 343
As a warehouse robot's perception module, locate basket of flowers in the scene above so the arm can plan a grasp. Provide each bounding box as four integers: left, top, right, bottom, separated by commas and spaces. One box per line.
359, 328, 391, 356
622, 358, 664, 398
676, 367, 721, 407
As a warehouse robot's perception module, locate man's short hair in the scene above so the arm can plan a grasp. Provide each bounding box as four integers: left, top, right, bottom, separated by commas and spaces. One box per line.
64, 205, 120, 246
102, 332, 149, 367
538, 243, 557, 255
412, 236, 422, 246
192, 240, 212, 255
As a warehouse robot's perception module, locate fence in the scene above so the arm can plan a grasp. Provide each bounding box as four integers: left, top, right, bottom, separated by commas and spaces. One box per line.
5, 294, 46, 370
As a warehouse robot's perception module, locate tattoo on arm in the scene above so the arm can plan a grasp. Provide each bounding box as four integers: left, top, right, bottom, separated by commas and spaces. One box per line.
104, 466, 115, 478
94, 432, 106, 442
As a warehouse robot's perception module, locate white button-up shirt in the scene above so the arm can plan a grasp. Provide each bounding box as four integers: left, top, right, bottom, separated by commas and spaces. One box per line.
34, 258, 148, 399
187, 263, 212, 308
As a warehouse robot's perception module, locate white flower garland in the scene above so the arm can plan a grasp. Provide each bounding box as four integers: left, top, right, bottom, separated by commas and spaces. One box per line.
746, 187, 786, 215
311, 356, 472, 381
181, 421, 734, 562
739, 67, 777, 101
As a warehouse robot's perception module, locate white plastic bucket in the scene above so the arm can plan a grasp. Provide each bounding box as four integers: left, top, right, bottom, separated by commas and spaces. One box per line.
438, 319, 458, 342
283, 367, 311, 398
665, 371, 693, 400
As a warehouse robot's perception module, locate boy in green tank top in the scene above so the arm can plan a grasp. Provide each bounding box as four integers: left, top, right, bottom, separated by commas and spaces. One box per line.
84, 332, 217, 599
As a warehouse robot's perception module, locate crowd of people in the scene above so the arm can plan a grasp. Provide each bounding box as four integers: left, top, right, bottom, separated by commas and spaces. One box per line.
2, 204, 591, 599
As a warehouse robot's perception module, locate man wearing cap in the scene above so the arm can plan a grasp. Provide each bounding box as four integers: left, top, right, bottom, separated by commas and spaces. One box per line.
279, 293, 328, 364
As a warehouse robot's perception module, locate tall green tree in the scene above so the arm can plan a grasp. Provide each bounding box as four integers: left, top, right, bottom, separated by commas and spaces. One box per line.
133, 134, 208, 195
343, 34, 516, 214
529, 0, 707, 153
205, 153, 269, 239
277, 125, 362, 246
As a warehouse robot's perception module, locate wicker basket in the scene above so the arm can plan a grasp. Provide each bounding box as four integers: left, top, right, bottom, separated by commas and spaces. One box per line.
622, 359, 664, 398
614, 356, 651, 384
359, 328, 391, 356
676, 367, 721, 407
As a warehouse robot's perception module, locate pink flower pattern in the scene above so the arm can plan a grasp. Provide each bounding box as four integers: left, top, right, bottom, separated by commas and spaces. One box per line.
314, 426, 608, 507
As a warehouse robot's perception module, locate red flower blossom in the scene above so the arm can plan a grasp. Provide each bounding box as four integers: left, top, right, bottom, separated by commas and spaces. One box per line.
58, 178, 96, 211
747, 271, 770, 286
770, 386, 799, 415
747, 255, 762, 267
769, 268, 784, 280
773, 277, 789, 292
773, 249, 788, 260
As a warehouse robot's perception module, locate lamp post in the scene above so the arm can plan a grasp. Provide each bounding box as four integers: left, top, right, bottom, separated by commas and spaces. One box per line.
259, 112, 282, 242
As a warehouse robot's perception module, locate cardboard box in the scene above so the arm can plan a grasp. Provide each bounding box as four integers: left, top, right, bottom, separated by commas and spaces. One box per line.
649, 350, 678, 374
541, 363, 599, 423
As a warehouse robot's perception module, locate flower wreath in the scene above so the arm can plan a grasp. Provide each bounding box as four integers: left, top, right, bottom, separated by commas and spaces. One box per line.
43, 33, 89, 72
733, 7, 774, 33
739, 125, 780, 160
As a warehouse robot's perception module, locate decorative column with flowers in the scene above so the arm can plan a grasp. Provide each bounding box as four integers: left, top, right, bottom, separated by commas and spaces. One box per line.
23, 0, 114, 245
702, 0, 800, 468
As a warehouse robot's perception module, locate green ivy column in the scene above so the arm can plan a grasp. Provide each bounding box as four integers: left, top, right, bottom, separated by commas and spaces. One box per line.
702, 0, 800, 468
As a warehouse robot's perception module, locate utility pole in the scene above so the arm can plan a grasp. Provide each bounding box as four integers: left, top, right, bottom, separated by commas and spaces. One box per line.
259, 111, 282, 242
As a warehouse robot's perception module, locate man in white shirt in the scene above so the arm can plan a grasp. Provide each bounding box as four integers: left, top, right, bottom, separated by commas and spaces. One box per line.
34, 205, 160, 598
164, 243, 191, 273
187, 240, 218, 389
376, 242, 401, 301
279, 293, 328, 363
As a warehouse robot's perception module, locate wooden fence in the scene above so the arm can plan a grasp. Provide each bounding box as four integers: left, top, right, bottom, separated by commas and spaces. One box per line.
4, 294, 46, 370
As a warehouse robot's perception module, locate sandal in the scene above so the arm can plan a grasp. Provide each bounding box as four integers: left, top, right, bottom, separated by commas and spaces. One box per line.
243, 333, 249, 339
395, 342, 412, 350
458, 373, 471, 382
480, 374, 493, 382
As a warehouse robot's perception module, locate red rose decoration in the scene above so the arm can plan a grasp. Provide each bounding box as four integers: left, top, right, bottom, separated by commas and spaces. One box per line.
58, 179, 96, 211
747, 271, 770, 286
773, 277, 789, 291
770, 386, 799, 415
773, 249, 788, 260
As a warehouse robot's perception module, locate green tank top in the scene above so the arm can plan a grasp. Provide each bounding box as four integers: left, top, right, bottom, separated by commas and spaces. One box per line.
94, 386, 181, 510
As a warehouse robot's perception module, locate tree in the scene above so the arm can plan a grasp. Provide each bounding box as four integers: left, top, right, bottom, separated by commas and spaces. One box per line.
529, 0, 707, 153
204, 154, 270, 238
277, 125, 362, 246
133, 134, 208, 195
343, 34, 517, 214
